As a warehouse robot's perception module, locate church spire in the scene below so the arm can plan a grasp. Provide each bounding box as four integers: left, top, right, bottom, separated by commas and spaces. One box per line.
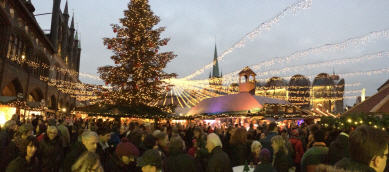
212, 43, 220, 78
64, 1, 69, 16
70, 15, 75, 30
64, 1, 70, 25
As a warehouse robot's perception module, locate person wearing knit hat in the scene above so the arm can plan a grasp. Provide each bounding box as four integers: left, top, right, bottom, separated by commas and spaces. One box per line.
254, 148, 276, 172
105, 138, 141, 172
137, 149, 162, 172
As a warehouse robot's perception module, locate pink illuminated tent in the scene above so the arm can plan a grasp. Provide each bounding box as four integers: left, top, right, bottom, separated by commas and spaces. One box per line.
186, 92, 290, 116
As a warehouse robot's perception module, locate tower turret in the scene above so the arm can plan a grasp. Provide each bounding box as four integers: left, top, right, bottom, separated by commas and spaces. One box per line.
50, 0, 61, 50
63, 1, 69, 25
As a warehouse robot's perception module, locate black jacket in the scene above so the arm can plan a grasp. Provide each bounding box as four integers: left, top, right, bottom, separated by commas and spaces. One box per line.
261, 132, 277, 155
327, 133, 349, 165
335, 157, 375, 172
104, 154, 141, 172
0, 130, 14, 170
164, 150, 199, 172
63, 141, 87, 172
38, 135, 64, 172
0, 130, 14, 154
273, 150, 292, 172
206, 146, 233, 172
96, 142, 114, 170
228, 143, 250, 167
0, 137, 28, 170
5, 156, 40, 172
254, 163, 276, 172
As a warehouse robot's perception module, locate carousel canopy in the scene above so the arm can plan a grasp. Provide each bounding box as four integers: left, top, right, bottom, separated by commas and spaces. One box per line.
187, 92, 290, 116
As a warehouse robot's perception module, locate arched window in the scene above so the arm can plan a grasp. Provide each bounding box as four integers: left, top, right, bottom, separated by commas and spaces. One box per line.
1, 79, 23, 96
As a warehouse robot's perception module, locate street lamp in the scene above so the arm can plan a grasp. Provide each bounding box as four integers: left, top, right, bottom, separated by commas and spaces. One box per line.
62, 108, 66, 113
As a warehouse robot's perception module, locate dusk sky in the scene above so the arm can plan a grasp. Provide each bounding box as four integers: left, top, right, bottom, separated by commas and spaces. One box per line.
32, 0, 389, 106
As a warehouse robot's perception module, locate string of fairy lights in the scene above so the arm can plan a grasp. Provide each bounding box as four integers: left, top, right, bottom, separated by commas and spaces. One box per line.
145, 28, 389, 89
14, 0, 387, 113
220, 29, 389, 84
183, 0, 313, 80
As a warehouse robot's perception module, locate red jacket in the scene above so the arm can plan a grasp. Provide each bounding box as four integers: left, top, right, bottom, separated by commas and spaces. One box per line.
289, 137, 304, 164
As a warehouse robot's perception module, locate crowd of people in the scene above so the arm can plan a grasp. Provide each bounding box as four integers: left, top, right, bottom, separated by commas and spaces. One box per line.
0, 113, 388, 172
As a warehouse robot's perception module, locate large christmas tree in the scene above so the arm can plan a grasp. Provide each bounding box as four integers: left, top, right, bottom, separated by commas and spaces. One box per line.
98, 0, 176, 113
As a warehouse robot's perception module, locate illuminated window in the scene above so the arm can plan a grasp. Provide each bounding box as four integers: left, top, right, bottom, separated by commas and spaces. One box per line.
6, 35, 13, 59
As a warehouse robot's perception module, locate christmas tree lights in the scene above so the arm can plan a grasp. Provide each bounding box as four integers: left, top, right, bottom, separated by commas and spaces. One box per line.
97, 0, 177, 114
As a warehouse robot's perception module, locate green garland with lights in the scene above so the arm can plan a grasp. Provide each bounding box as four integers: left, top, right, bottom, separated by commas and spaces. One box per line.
319, 113, 389, 131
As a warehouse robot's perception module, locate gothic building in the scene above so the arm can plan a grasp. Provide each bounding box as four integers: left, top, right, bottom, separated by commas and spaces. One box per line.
0, 0, 81, 116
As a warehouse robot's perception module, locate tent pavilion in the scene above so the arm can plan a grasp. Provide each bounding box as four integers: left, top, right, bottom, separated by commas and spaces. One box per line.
187, 67, 294, 117
186, 92, 290, 116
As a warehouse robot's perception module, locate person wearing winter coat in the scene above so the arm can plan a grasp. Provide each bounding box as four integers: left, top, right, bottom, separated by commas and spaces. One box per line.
155, 132, 169, 158
248, 140, 262, 165
301, 128, 328, 172
57, 119, 71, 149
335, 125, 388, 172
38, 126, 64, 172
271, 135, 294, 172
192, 127, 208, 171
0, 120, 17, 159
105, 138, 141, 172
137, 149, 163, 172
289, 129, 304, 171
206, 133, 233, 172
327, 131, 349, 165
71, 152, 104, 172
63, 130, 99, 172
254, 148, 276, 172
6, 136, 40, 172
164, 136, 199, 172
228, 128, 250, 167
1, 123, 34, 170
96, 127, 113, 169
261, 122, 278, 156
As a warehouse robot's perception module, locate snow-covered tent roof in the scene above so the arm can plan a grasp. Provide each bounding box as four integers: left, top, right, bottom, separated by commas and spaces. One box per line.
186, 92, 290, 116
